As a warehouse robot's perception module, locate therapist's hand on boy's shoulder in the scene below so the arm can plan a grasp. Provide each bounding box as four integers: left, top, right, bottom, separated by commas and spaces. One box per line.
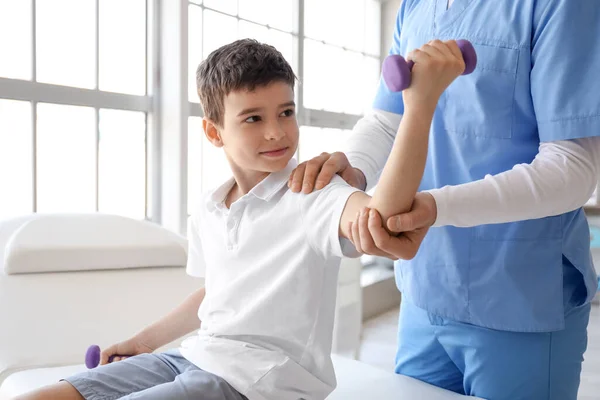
348, 192, 437, 260
288, 152, 366, 193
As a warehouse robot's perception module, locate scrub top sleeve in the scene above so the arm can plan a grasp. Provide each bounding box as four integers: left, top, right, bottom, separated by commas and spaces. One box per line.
531, 0, 600, 142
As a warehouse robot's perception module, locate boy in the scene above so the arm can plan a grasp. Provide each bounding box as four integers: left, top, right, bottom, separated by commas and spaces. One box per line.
17, 38, 465, 400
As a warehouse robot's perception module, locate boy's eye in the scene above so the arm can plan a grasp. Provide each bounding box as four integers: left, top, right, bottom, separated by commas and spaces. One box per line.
245, 115, 261, 123
280, 109, 295, 117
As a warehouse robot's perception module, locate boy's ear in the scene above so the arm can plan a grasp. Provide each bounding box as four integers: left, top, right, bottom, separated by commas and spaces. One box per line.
202, 118, 224, 148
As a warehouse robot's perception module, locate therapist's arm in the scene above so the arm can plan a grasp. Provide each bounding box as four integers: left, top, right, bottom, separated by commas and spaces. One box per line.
354, 137, 599, 259
425, 137, 599, 227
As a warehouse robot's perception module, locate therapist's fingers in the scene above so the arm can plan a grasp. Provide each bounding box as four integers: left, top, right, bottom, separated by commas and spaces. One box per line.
288, 162, 307, 193
302, 152, 332, 193
373, 230, 423, 260
360, 209, 399, 260
352, 212, 363, 254
346, 208, 398, 259
350, 208, 427, 260
315, 152, 350, 190
357, 208, 377, 254
387, 195, 437, 233
398, 227, 429, 259
388, 212, 419, 233
347, 221, 355, 244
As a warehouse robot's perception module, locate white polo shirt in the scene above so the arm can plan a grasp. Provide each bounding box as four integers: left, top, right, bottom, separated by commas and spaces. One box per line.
180, 159, 361, 400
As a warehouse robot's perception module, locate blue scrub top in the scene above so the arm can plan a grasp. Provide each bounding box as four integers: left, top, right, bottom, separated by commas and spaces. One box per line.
374, 0, 600, 332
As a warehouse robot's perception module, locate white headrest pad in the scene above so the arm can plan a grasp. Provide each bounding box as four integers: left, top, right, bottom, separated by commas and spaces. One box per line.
0, 214, 188, 275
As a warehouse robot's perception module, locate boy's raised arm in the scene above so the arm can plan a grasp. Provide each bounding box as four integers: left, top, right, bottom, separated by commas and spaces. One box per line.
339, 40, 466, 249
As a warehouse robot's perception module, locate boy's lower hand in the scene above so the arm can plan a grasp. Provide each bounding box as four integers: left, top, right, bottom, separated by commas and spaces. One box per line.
100, 338, 155, 365
287, 152, 366, 193
348, 192, 437, 260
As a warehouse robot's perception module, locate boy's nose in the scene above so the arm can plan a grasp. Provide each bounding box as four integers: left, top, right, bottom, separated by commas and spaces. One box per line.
265, 124, 285, 140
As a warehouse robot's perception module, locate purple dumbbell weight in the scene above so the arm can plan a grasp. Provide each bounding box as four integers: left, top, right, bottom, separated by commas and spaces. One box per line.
382, 39, 477, 92
85, 344, 121, 369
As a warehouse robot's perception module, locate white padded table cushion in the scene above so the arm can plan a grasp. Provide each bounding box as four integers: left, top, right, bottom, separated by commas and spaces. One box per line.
0, 356, 482, 399
328, 356, 481, 399
0, 214, 187, 274
0, 364, 86, 398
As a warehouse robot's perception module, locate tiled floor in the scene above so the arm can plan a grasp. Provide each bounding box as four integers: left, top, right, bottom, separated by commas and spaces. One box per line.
359, 302, 600, 399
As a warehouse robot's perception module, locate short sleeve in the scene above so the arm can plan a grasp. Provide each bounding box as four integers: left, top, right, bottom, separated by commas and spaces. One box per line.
372, 2, 407, 115
186, 214, 206, 278
299, 176, 362, 259
531, 0, 600, 142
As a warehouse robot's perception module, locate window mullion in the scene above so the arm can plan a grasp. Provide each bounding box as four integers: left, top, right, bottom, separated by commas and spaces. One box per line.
147, 0, 161, 223
295, 0, 305, 160
31, 0, 37, 212
157, 0, 188, 235
94, 0, 100, 211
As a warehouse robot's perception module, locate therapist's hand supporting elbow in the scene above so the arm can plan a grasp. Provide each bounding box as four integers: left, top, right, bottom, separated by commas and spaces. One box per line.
288, 153, 437, 260
350, 191, 436, 259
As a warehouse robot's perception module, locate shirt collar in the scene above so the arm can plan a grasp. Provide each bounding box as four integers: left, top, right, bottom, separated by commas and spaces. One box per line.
205, 158, 298, 210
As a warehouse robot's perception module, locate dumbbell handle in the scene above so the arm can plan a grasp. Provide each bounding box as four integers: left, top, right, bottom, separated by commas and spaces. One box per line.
382, 39, 477, 92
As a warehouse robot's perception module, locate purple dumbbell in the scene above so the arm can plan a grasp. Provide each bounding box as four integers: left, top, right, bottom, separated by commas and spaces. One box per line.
85, 345, 101, 369
382, 39, 477, 92
85, 344, 121, 369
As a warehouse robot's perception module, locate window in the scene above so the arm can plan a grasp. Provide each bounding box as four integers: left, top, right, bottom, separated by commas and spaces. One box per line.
188, 116, 231, 211
299, 127, 351, 162
303, 0, 380, 114
36, 104, 96, 213
0, 0, 150, 220
0, 100, 33, 220
187, 0, 381, 214
36, 0, 96, 89
99, 0, 147, 95
0, 1, 382, 233
0, 1, 32, 80
202, 10, 238, 59
98, 110, 147, 219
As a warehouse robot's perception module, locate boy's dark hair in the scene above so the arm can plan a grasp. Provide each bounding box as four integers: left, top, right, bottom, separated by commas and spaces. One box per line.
196, 39, 296, 127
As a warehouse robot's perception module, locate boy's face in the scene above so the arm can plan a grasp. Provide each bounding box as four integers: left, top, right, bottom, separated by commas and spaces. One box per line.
207, 81, 299, 179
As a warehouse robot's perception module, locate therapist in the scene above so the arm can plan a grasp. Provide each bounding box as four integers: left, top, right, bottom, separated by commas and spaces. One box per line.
289, 1, 600, 399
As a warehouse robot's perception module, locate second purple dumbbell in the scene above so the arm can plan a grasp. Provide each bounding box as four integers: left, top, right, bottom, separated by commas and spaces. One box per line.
85, 344, 127, 369
382, 39, 477, 92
